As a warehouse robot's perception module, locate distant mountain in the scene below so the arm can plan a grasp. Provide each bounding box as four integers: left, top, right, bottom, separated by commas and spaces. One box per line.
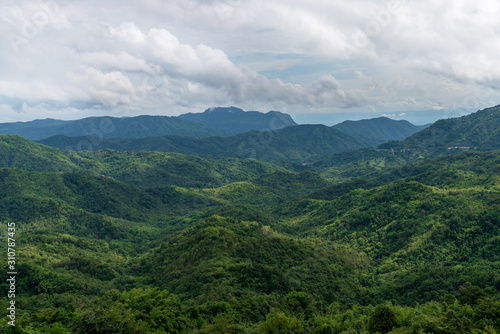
332, 117, 428, 146
0, 115, 234, 140
39, 124, 370, 162
379, 105, 500, 149
178, 106, 298, 133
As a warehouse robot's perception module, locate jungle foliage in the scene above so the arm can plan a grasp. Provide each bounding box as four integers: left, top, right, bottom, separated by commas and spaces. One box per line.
1, 106, 500, 333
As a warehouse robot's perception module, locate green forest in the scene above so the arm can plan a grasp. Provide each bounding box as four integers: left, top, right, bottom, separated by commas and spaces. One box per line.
0, 106, 499, 333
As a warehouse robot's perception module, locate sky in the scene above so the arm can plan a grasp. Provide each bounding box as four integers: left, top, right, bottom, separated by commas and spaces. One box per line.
1, 0, 500, 125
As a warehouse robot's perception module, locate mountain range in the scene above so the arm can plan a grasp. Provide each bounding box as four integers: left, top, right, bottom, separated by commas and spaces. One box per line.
38, 124, 371, 162
2, 107, 428, 148
1, 105, 500, 333
0, 115, 235, 140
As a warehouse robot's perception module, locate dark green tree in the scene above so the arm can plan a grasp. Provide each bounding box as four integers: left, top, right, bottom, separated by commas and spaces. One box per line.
368, 305, 396, 334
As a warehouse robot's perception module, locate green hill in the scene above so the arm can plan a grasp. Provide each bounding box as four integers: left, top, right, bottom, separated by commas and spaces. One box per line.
1, 120, 500, 333
144, 216, 371, 301
178, 106, 298, 133
0, 134, 288, 188
39, 124, 370, 163
271, 156, 500, 305
380, 105, 500, 149
333, 117, 428, 146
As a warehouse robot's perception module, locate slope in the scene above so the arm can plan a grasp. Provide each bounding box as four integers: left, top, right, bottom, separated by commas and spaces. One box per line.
144, 215, 372, 302
379, 104, 500, 149
0, 134, 289, 188
271, 152, 500, 304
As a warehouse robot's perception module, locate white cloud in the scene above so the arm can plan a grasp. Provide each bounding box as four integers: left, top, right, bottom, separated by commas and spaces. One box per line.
0, 0, 500, 122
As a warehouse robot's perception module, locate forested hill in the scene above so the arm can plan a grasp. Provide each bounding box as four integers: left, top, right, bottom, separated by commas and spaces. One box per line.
0, 145, 499, 332
38, 124, 370, 162
178, 106, 298, 133
332, 117, 428, 146
1, 106, 500, 333
379, 104, 500, 149
0, 115, 234, 140
0, 134, 292, 188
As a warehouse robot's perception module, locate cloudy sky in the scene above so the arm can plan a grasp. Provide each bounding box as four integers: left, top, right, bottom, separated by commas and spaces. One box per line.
1, 0, 499, 124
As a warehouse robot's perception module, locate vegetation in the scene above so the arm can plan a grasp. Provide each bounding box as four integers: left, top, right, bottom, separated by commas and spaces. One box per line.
380, 105, 500, 150
38, 124, 369, 163
0, 106, 499, 333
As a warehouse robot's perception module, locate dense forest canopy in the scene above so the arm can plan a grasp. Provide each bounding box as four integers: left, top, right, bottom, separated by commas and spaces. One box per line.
1, 106, 499, 333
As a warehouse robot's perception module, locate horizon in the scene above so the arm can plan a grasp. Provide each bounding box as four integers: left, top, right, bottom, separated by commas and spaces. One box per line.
0, 105, 481, 127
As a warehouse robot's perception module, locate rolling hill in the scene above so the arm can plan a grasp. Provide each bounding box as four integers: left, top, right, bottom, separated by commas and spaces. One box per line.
0, 134, 291, 188
178, 106, 298, 133
1, 106, 500, 333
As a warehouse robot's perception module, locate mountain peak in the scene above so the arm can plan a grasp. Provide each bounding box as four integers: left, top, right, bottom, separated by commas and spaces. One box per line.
205, 106, 245, 114
179, 106, 297, 133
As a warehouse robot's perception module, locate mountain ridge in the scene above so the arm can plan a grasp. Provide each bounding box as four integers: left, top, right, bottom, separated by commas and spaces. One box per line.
178, 106, 298, 133
38, 124, 371, 163
0, 115, 235, 140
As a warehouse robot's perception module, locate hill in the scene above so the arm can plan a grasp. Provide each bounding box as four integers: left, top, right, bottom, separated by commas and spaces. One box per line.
0, 115, 233, 140
379, 104, 500, 149
178, 106, 298, 133
1, 131, 500, 332
39, 124, 370, 163
271, 152, 500, 305
333, 117, 428, 146
0, 134, 290, 188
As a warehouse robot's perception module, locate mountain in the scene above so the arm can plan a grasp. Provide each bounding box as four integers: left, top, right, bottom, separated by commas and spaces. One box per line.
39, 124, 370, 163
379, 104, 500, 149
178, 106, 298, 133
1, 125, 500, 332
332, 117, 428, 146
0, 115, 234, 140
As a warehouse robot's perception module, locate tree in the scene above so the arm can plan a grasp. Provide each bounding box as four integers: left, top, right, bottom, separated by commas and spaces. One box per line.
368, 305, 396, 334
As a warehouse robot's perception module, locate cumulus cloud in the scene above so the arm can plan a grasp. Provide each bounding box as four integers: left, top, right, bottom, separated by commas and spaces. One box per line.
1, 16, 363, 119
0, 0, 500, 121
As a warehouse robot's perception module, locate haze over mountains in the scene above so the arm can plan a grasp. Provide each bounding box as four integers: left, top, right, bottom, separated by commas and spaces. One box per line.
0, 107, 295, 141
1, 107, 427, 147
0, 115, 234, 141
0, 106, 431, 165
38, 125, 371, 162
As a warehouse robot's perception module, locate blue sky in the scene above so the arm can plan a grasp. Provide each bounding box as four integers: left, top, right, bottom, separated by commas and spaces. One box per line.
1, 0, 499, 124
